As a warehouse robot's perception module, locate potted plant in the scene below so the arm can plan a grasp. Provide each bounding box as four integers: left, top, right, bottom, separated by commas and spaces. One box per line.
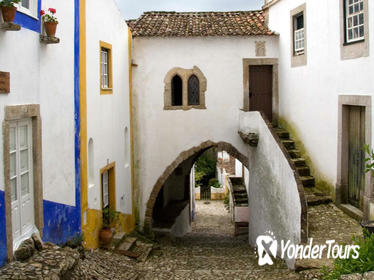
99, 207, 120, 246
0, 0, 21, 23
40, 8, 58, 37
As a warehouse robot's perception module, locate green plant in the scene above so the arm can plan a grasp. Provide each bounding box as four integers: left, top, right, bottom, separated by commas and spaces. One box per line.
195, 152, 217, 187
208, 178, 221, 188
0, 0, 21, 7
102, 207, 120, 228
40, 8, 58, 23
364, 144, 374, 174
322, 230, 374, 279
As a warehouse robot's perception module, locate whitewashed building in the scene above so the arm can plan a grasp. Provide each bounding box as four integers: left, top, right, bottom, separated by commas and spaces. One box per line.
264, 0, 374, 221
0, 0, 80, 265
128, 12, 306, 262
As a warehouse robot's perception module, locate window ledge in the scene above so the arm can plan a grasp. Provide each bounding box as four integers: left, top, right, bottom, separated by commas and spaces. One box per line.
0, 22, 21, 31
100, 88, 113, 95
164, 105, 206, 111
343, 39, 365, 46
40, 35, 60, 44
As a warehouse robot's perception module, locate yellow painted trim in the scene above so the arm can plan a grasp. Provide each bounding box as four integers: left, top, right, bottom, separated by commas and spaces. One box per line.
128, 29, 135, 220
80, 0, 88, 234
100, 40, 113, 95
100, 162, 116, 214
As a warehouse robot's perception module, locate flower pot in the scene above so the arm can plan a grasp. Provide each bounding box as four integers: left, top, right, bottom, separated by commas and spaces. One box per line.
1, 6, 17, 23
361, 221, 374, 237
44, 21, 57, 37
99, 227, 113, 245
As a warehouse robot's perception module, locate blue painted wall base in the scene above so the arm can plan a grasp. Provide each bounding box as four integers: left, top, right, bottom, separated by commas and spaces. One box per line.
0, 191, 7, 267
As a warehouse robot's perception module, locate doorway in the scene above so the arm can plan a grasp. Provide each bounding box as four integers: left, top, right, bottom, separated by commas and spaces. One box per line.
100, 163, 116, 225
249, 65, 273, 122
9, 119, 35, 249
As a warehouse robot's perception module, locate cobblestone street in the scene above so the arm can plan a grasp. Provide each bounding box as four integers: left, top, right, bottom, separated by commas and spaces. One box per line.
135, 200, 301, 279
0, 200, 363, 279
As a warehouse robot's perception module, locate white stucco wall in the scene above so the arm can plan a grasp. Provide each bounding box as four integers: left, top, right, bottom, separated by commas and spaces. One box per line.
267, 0, 374, 187
0, 0, 76, 206
86, 0, 132, 214
240, 111, 301, 269
132, 35, 279, 227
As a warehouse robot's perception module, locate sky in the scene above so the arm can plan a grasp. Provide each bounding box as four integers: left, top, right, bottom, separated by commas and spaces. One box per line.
114, 0, 264, 20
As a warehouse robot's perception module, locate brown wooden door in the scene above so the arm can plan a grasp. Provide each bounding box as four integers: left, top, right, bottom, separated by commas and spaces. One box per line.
348, 106, 365, 210
249, 65, 273, 122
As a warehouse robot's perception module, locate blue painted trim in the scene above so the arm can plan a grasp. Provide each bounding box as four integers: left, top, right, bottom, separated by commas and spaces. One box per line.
74, 0, 82, 232
42, 200, 81, 245
0, 191, 7, 267
13, 0, 41, 33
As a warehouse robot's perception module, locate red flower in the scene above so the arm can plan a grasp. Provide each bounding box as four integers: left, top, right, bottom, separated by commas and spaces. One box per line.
48, 8, 56, 14
40, 10, 45, 16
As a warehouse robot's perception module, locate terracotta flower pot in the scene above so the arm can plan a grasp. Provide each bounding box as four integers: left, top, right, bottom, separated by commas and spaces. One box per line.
1, 6, 17, 23
44, 21, 58, 37
99, 227, 113, 245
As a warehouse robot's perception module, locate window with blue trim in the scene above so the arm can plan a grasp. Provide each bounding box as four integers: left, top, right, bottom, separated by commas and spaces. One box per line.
18, 0, 37, 18
13, 0, 41, 33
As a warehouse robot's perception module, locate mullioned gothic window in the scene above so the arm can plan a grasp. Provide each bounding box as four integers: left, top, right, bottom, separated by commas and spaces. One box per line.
163, 66, 207, 110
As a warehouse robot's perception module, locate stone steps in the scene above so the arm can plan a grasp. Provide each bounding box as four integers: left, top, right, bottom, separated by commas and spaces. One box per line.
275, 126, 328, 199
116, 236, 154, 262
300, 176, 315, 188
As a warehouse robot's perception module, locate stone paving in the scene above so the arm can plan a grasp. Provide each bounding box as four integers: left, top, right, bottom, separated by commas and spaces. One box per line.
136, 200, 301, 279
0, 200, 364, 279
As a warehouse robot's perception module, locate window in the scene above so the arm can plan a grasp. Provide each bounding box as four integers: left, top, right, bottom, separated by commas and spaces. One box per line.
293, 13, 304, 55
100, 41, 113, 94
290, 3, 307, 67
345, 0, 365, 43
188, 75, 200, 105
171, 75, 183, 106
17, 0, 37, 17
164, 66, 207, 110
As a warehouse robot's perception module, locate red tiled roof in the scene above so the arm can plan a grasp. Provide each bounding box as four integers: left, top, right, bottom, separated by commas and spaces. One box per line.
127, 11, 275, 38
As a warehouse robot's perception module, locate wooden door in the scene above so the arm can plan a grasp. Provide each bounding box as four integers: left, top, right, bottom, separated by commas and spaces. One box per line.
348, 106, 365, 210
249, 65, 273, 122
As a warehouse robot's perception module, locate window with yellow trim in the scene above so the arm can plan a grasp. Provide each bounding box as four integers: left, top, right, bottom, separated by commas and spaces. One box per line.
100, 41, 113, 94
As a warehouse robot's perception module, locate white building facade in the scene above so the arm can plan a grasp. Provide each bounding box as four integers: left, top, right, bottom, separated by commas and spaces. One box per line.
265, 0, 374, 221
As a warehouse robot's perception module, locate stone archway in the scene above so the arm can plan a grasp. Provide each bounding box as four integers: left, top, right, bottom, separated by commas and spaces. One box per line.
143, 140, 248, 233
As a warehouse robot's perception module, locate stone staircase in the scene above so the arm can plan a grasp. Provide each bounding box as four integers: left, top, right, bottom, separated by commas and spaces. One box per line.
274, 127, 332, 206
229, 177, 249, 236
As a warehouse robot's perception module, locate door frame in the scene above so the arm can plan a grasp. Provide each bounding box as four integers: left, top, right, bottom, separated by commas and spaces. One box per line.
337, 95, 373, 221
3, 105, 43, 261
242, 58, 279, 125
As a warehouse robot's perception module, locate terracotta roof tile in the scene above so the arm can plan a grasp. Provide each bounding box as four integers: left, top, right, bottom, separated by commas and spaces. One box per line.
127, 11, 275, 38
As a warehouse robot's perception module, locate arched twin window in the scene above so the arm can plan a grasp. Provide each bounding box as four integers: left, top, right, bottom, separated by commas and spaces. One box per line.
164, 67, 206, 110
171, 74, 200, 106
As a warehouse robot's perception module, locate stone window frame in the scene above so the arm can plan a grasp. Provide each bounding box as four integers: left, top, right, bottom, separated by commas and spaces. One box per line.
164, 66, 207, 111
242, 58, 279, 125
290, 3, 307, 67
336, 95, 372, 221
3, 104, 43, 261
340, 0, 369, 60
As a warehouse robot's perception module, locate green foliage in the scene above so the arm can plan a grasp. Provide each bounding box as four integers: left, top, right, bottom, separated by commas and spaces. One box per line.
364, 144, 374, 174
208, 178, 221, 188
0, 0, 21, 7
195, 153, 217, 187
322, 230, 374, 280
102, 207, 120, 228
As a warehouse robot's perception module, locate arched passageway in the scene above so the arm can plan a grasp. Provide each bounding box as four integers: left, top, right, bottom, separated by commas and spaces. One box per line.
144, 141, 248, 233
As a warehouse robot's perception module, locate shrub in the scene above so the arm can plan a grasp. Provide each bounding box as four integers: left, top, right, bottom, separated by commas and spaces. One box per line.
322, 230, 374, 280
